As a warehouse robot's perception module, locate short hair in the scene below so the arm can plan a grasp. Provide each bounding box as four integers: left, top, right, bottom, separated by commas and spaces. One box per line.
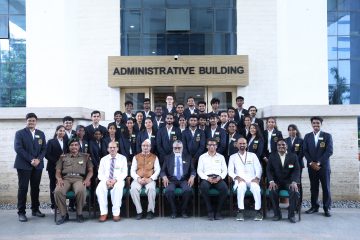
198, 113, 208, 120
107, 122, 117, 129
76, 125, 85, 131
227, 106, 236, 111
248, 105, 257, 112
276, 138, 286, 145
236, 96, 244, 101
125, 100, 133, 106
198, 100, 206, 106
114, 110, 122, 116
188, 114, 199, 120
220, 111, 228, 116
62, 116, 74, 123
187, 96, 194, 101
207, 138, 217, 145
143, 98, 150, 103
173, 140, 183, 146
227, 120, 237, 126
311, 116, 323, 123
91, 110, 101, 117
142, 139, 151, 146
166, 112, 174, 118
155, 105, 163, 109
26, 113, 37, 120
210, 97, 220, 105
176, 103, 184, 107
208, 113, 218, 119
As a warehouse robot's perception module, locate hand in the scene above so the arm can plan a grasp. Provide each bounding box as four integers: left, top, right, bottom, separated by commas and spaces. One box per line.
144, 178, 153, 184
212, 176, 221, 184
163, 176, 169, 187
207, 177, 214, 184
31, 159, 40, 167
137, 177, 144, 185
57, 178, 65, 187
290, 182, 298, 192
235, 176, 245, 184
83, 179, 91, 187
251, 178, 260, 184
263, 157, 268, 163
310, 162, 321, 171
187, 176, 195, 187
269, 181, 277, 191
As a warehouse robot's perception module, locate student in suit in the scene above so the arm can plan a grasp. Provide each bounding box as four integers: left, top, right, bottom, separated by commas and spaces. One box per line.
238, 114, 252, 139
14, 113, 47, 222
122, 101, 135, 123
134, 111, 146, 134
141, 98, 156, 123
263, 117, 283, 163
111, 111, 125, 140
204, 113, 227, 155
178, 115, 187, 132
103, 123, 119, 151
62, 116, 76, 142
76, 125, 89, 153
163, 95, 176, 118
45, 125, 68, 211
197, 100, 207, 115
161, 140, 196, 218
156, 113, 182, 166
218, 111, 229, 130
153, 105, 166, 131
303, 116, 333, 217
85, 110, 107, 142
209, 98, 220, 115
267, 139, 300, 223
183, 96, 199, 120
247, 123, 265, 161
182, 114, 205, 168
248, 106, 264, 132
234, 96, 249, 129
136, 117, 157, 154
119, 118, 138, 171
198, 114, 208, 131
225, 121, 242, 163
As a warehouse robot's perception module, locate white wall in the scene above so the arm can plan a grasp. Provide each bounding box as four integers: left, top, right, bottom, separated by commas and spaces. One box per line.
26, 0, 120, 120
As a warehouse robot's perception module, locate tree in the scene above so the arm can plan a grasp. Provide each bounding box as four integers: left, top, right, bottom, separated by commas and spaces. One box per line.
329, 67, 350, 104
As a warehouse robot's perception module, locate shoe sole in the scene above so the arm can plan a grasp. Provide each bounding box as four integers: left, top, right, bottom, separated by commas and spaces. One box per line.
254, 218, 263, 221
236, 218, 244, 221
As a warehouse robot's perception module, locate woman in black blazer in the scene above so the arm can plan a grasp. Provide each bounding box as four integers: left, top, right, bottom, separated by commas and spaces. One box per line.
45, 125, 67, 210
136, 117, 157, 154
247, 123, 265, 161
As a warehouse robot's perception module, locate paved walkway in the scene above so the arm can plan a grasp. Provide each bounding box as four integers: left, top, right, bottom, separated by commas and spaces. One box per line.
0, 208, 359, 240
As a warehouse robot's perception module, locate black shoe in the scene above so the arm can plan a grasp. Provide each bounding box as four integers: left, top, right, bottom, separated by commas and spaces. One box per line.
146, 211, 154, 220
324, 210, 331, 217
68, 206, 76, 212
135, 213, 142, 220
236, 210, 244, 221
254, 210, 263, 221
181, 212, 189, 218
305, 207, 319, 214
32, 210, 45, 217
272, 215, 282, 221
18, 213, 28, 222
214, 213, 223, 220
56, 215, 68, 225
288, 216, 296, 223
170, 213, 176, 219
208, 212, 214, 221
77, 215, 84, 223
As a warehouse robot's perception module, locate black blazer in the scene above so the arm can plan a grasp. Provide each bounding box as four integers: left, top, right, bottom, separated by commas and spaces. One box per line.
182, 128, 206, 160
267, 152, 300, 185
153, 117, 166, 131
136, 129, 157, 154
156, 126, 182, 163
263, 128, 283, 157
247, 136, 264, 160
45, 138, 68, 171
183, 108, 199, 120
141, 111, 156, 123
79, 139, 89, 153
285, 137, 305, 168
89, 139, 108, 168
204, 126, 227, 155
122, 112, 135, 124
14, 128, 46, 170
84, 124, 108, 142
253, 118, 264, 132
303, 131, 333, 169
160, 153, 196, 181
234, 108, 249, 128
226, 132, 242, 157
63, 130, 76, 142
119, 130, 137, 159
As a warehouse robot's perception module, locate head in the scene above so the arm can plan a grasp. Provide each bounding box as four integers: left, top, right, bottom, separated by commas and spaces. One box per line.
208, 113, 218, 126
91, 110, 101, 124
125, 101, 134, 112
141, 139, 151, 154
243, 115, 251, 127
107, 123, 117, 136
54, 125, 66, 139
188, 115, 198, 128
62, 116, 74, 131
206, 138, 218, 154
288, 124, 301, 138
107, 141, 119, 157
68, 138, 80, 154
220, 111, 228, 124
76, 125, 85, 139
277, 139, 287, 155
166, 95, 174, 105
250, 123, 262, 139
25, 112, 38, 130
187, 96, 195, 108
165, 113, 174, 126
237, 137, 247, 153
93, 129, 103, 141
176, 103, 185, 115
227, 121, 237, 134
198, 114, 207, 127
236, 96, 244, 108
135, 111, 143, 122
143, 98, 151, 111
248, 106, 257, 118
145, 117, 153, 129
198, 101, 206, 113
114, 111, 122, 123
227, 107, 236, 119
310, 116, 323, 133
210, 98, 220, 111
172, 140, 183, 154
266, 117, 277, 130
155, 105, 163, 117
126, 118, 135, 129
178, 115, 186, 127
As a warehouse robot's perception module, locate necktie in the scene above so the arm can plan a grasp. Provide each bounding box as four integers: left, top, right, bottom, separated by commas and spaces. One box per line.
176, 156, 181, 180
109, 158, 115, 179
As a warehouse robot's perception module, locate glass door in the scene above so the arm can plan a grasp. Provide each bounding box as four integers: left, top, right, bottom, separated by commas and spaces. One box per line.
207, 87, 237, 112
120, 88, 150, 112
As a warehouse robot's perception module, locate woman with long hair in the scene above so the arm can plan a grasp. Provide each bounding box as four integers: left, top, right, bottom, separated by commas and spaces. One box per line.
247, 123, 264, 161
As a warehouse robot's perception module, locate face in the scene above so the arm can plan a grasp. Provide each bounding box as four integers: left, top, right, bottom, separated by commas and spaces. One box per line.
207, 141, 217, 152
288, 127, 297, 137
94, 131, 102, 141
249, 108, 257, 117
187, 98, 195, 107
244, 117, 251, 127
108, 125, 116, 135
228, 123, 237, 134
178, 117, 186, 126
227, 109, 235, 118
211, 102, 219, 110
250, 125, 257, 135
125, 104, 133, 112
145, 119, 153, 129
267, 118, 276, 129
209, 117, 218, 126
166, 96, 174, 105
126, 120, 134, 129
176, 105, 184, 114
189, 118, 198, 128
143, 101, 150, 110
236, 98, 244, 108
237, 138, 247, 152
141, 142, 151, 154
76, 128, 85, 138
220, 112, 228, 123
173, 143, 183, 154
91, 113, 101, 124
114, 114, 122, 123
277, 141, 287, 154
198, 103, 206, 112
56, 127, 66, 138
155, 106, 163, 116
311, 120, 322, 133
69, 142, 80, 154
63, 120, 73, 131
166, 115, 174, 125
136, 113, 143, 122
108, 142, 118, 156
26, 117, 37, 129
199, 118, 206, 126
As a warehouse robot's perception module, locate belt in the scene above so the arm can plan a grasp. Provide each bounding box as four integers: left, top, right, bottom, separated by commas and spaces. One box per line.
65, 173, 82, 177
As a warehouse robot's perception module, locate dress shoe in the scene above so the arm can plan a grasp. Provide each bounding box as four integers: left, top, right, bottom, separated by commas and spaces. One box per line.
68, 206, 76, 212
18, 213, 28, 222
272, 215, 282, 221
32, 210, 45, 217
208, 212, 214, 221
77, 214, 84, 223
146, 211, 154, 220
324, 210, 332, 217
305, 208, 319, 214
288, 216, 296, 223
214, 213, 223, 220
170, 213, 176, 219
113, 215, 121, 222
56, 215, 69, 225
135, 213, 143, 220
181, 212, 189, 218
98, 214, 107, 222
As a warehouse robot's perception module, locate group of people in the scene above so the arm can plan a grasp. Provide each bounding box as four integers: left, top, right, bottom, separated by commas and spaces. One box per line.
13, 95, 333, 225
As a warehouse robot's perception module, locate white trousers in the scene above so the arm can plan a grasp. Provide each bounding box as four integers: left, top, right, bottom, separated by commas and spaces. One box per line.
236, 181, 261, 210
96, 180, 124, 216
130, 180, 156, 214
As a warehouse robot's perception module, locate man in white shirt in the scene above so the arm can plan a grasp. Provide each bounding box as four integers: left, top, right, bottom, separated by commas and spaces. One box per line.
130, 139, 161, 220
197, 138, 228, 220
96, 142, 128, 222
228, 138, 263, 221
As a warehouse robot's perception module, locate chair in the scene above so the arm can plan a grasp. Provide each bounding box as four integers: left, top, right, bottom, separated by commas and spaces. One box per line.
161, 187, 195, 217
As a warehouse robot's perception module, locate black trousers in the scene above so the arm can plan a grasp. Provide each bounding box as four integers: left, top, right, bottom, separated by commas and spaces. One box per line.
200, 179, 227, 214
17, 168, 43, 214
164, 180, 192, 214
308, 167, 331, 210
269, 184, 299, 217
48, 169, 56, 209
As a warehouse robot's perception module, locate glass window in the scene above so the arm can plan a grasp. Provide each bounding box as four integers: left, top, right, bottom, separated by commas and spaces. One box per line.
143, 9, 165, 33
125, 92, 145, 112
121, 34, 141, 55
120, 0, 141, 9
338, 36, 350, 59
166, 34, 189, 55
337, 0, 360, 11
212, 91, 232, 111
328, 36, 337, 60
9, 39, 25, 62
0, 0, 7, 14
337, 12, 350, 35
0, 15, 8, 38
166, 0, 190, 8
121, 9, 141, 33
191, 0, 212, 8
9, 15, 25, 39
216, 9, 236, 32
214, 0, 236, 8
190, 34, 213, 55
214, 33, 236, 55
328, 60, 338, 85
143, 0, 165, 8
190, 9, 213, 33
327, 11, 337, 36
350, 11, 360, 36
9, 0, 25, 14
0, 39, 9, 62
142, 34, 165, 55
338, 60, 351, 84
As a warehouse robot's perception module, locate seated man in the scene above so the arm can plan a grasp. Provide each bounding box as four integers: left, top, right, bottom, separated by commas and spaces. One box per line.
267, 139, 300, 223
161, 140, 196, 218
228, 138, 263, 221
197, 138, 228, 220
130, 139, 160, 220
54, 138, 93, 225
96, 142, 127, 222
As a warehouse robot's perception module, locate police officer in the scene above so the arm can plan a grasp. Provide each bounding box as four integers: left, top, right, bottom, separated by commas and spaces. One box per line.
54, 138, 93, 225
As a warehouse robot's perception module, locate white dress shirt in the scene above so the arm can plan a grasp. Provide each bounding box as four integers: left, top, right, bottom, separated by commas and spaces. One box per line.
228, 151, 262, 186
98, 153, 128, 182
197, 152, 227, 180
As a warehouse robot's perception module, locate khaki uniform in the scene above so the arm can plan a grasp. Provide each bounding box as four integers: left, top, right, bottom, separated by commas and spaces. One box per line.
54, 153, 93, 216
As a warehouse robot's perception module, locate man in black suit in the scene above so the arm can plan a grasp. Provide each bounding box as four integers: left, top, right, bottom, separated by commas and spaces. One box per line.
161, 140, 196, 218
84, 110, 107, 142
14, 113, 47, 222
154, 105, 165, 131
122, 100, 135, 123
62, 116, 76, 142
303, 116, 333, 217
248, 106, 264, 132
267, 139, 300, 223
184, 96, 199, 120
141, 98, 156, 123
234, 96, 249, 129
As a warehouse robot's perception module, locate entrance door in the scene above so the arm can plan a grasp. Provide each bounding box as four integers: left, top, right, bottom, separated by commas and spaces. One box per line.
207, 87, 237, 112
120, 88, 150, 112
152, 86, 206, 107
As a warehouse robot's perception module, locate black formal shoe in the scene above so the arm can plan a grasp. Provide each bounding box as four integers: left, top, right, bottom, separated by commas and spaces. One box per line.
208, 212, 214, 221
56, 215, 68, 225
214, 213, 223, 220
181, 212, 189, 218
170, 213, 176, 219
288, 216, 296, 223
146, 211, 154, 220
32, 210, 45, 217
272, 215, 282, 221
305, 208, 319, 214
135, 213, 143, 220
324, 210, 332, 217
77, 215, 84, 223
68, 206, 76, 212
18, 213, 28, 222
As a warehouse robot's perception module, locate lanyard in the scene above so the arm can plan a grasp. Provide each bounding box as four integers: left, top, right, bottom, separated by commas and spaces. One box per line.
238, 152, 247, 165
